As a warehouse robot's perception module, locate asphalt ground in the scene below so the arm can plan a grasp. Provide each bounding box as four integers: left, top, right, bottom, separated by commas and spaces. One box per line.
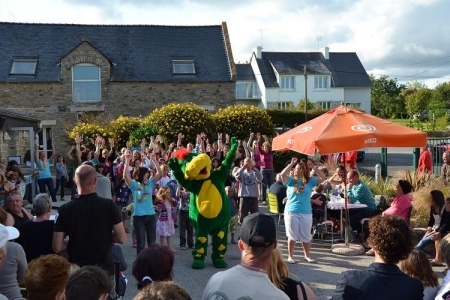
115, 204, 447, 300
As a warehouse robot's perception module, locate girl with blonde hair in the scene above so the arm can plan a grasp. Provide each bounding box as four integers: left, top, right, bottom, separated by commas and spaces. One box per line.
155, 186, 178, 252
268, 248, 317, 300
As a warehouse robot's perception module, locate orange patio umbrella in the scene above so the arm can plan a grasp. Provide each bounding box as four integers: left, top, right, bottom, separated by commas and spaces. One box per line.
272, 104, 427, 155
272, 104, 427, 246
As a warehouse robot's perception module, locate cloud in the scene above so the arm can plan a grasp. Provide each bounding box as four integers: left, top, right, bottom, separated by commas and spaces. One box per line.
0, 0, 448, 85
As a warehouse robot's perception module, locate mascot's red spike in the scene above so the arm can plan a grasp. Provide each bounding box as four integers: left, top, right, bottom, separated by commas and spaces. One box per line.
172, 148, 189, 160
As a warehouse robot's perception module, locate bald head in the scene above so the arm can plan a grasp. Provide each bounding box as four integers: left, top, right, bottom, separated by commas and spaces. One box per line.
74, 165, 97, 194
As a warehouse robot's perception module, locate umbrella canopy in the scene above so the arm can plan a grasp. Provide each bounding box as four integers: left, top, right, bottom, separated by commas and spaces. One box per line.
272, 105, 428, 155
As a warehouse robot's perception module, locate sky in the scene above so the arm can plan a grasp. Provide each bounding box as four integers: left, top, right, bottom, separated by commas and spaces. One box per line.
1, 0, 449, 88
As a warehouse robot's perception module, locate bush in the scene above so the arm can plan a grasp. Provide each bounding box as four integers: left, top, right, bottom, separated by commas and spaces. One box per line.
273, 151, 307, 173
108, 116, 142, 148
213, 105, 274, 140
68, 122, 108, 144
129, 124, 159, 147
145, 103, 214, 145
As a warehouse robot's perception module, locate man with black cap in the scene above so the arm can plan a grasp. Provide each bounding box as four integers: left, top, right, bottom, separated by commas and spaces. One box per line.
202, 212, 289, 300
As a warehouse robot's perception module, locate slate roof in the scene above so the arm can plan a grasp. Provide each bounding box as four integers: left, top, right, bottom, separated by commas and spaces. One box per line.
0, 22, 233, 83
254, 51, 372, 88
235, 64, 256, 81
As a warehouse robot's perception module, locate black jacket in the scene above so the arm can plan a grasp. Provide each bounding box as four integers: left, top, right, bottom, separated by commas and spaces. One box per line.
333, 263, 423, 300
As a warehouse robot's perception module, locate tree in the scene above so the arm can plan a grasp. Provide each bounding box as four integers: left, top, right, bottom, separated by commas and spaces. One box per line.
433, 82, 450, 109
370, 75, 405, 118
404, 89, 433, 117
405, 80, 428, 90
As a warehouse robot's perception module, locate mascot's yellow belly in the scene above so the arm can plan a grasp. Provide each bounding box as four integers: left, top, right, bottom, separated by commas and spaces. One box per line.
197, 180, 222, 218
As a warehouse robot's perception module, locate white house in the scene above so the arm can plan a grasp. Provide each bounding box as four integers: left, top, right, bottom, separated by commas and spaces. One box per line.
236, 46, 373, 113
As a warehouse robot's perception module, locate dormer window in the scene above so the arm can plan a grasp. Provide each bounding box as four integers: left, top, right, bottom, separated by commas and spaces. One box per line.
10, 59, 38, 75
172, 60, 195, 74
72, 63, 101, 102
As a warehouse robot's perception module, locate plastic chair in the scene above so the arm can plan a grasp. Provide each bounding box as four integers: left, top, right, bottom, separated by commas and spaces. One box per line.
268, 193, 284, 225
314, 220, 334, 244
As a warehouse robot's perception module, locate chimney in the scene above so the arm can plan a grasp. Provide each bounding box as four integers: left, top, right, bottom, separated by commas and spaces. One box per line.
323, 46, 329, 60
253, 46, 263, 59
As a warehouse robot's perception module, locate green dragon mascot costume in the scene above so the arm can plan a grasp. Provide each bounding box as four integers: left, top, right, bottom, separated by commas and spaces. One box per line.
168, 137, 237, 269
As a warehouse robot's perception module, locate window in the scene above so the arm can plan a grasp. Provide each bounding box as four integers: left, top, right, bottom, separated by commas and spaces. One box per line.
318, 101, 332, 110
37, 127, 54, 160
10, 59, 37, 75
346, 103, 361, 109
172, 60, 195, 74
236, 82, 261, 99
280, 76, 295, 90
277, 102, 291, 110
72, 64, 101, 102
314, 76, 328, 90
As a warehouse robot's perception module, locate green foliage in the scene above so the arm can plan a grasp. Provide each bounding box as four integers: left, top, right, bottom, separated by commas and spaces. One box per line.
297, 99, 316, 111
370, 75, 406, 118
359, 174, 396, 200
212, 105, 274, 140
145, 103, 214, 145
68, 122, 107, 142
405, 89, 433, 117
434, 82, 450, 108
109, 116, 142, 148
129, 125, 159, 147
266, 109, 322, 129
273, 151, 307, 173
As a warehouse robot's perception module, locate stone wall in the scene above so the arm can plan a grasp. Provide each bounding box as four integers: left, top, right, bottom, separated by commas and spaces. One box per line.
0, 40, 235, 148
0, 80, 235, 147
0, 130, 30, 164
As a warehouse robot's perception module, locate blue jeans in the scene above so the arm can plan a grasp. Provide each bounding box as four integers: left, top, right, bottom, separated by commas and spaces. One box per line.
261, 169, 274, 202
38, 177, 57, 202
415, 233, 435, 250
54, 177, 66, 199
133, 214, 157, 255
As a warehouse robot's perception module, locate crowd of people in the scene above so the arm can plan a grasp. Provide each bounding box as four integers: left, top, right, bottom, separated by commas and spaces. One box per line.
1, 133, 450, 299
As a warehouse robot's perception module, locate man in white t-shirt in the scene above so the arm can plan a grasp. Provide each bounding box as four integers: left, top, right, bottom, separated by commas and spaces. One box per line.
202, 213, 289, 300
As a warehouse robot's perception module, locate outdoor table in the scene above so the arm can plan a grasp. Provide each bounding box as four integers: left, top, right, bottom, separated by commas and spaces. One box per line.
327, 200, 367, 239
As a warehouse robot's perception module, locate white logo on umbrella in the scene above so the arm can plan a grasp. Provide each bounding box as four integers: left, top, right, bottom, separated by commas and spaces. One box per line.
351, 124, 376, 132
295, 126, 312, 133
287, 139, 294, 144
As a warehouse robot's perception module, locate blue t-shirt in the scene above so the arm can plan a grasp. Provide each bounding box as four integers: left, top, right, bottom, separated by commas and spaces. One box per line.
285, 176, 318, 214
36, 159, 53, 179
129, 179, 155, 216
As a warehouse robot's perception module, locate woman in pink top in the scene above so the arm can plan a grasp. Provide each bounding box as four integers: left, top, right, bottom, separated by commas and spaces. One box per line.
383, 180, 413, 220
257, 134, 274, 204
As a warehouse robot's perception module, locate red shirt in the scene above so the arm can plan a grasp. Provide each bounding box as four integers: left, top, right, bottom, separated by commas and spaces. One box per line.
417, 148, 432, 174
341, 151, 357, 169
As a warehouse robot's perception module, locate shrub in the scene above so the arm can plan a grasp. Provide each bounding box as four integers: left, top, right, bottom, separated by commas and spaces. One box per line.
213, 105, 274, 140
129, 125, 159, 147
68, 122, 108, 144
145, 103, 214, 145
108, 116, 142, 148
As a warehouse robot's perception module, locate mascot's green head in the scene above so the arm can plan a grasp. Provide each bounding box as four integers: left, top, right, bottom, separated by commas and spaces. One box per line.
172, 148, 212, 181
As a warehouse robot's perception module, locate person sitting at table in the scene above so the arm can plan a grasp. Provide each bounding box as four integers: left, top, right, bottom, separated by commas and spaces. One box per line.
415, 192, 450, 266
4, 192, 33, 231
346, 170, 377, 240
382, 180, 413, 220
311, 184, 327, 224
333, 215, 423, 300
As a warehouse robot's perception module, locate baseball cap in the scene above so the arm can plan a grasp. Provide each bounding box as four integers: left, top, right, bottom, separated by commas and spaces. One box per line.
0, 224, 20, 248
240, 213, 276, 248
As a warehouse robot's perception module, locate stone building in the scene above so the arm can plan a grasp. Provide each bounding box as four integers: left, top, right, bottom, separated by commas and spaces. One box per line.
0, 21, 236, 154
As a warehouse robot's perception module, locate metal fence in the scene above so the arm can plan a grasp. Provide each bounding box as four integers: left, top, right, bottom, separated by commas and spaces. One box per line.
356, 137, 449, 177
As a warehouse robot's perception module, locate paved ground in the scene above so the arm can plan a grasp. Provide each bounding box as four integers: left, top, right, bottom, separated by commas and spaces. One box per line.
34, 195, 447, 300
114, 204, 447, 300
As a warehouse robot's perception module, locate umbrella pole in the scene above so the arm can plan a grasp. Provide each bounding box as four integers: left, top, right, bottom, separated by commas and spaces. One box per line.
343, 152, 350, 246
